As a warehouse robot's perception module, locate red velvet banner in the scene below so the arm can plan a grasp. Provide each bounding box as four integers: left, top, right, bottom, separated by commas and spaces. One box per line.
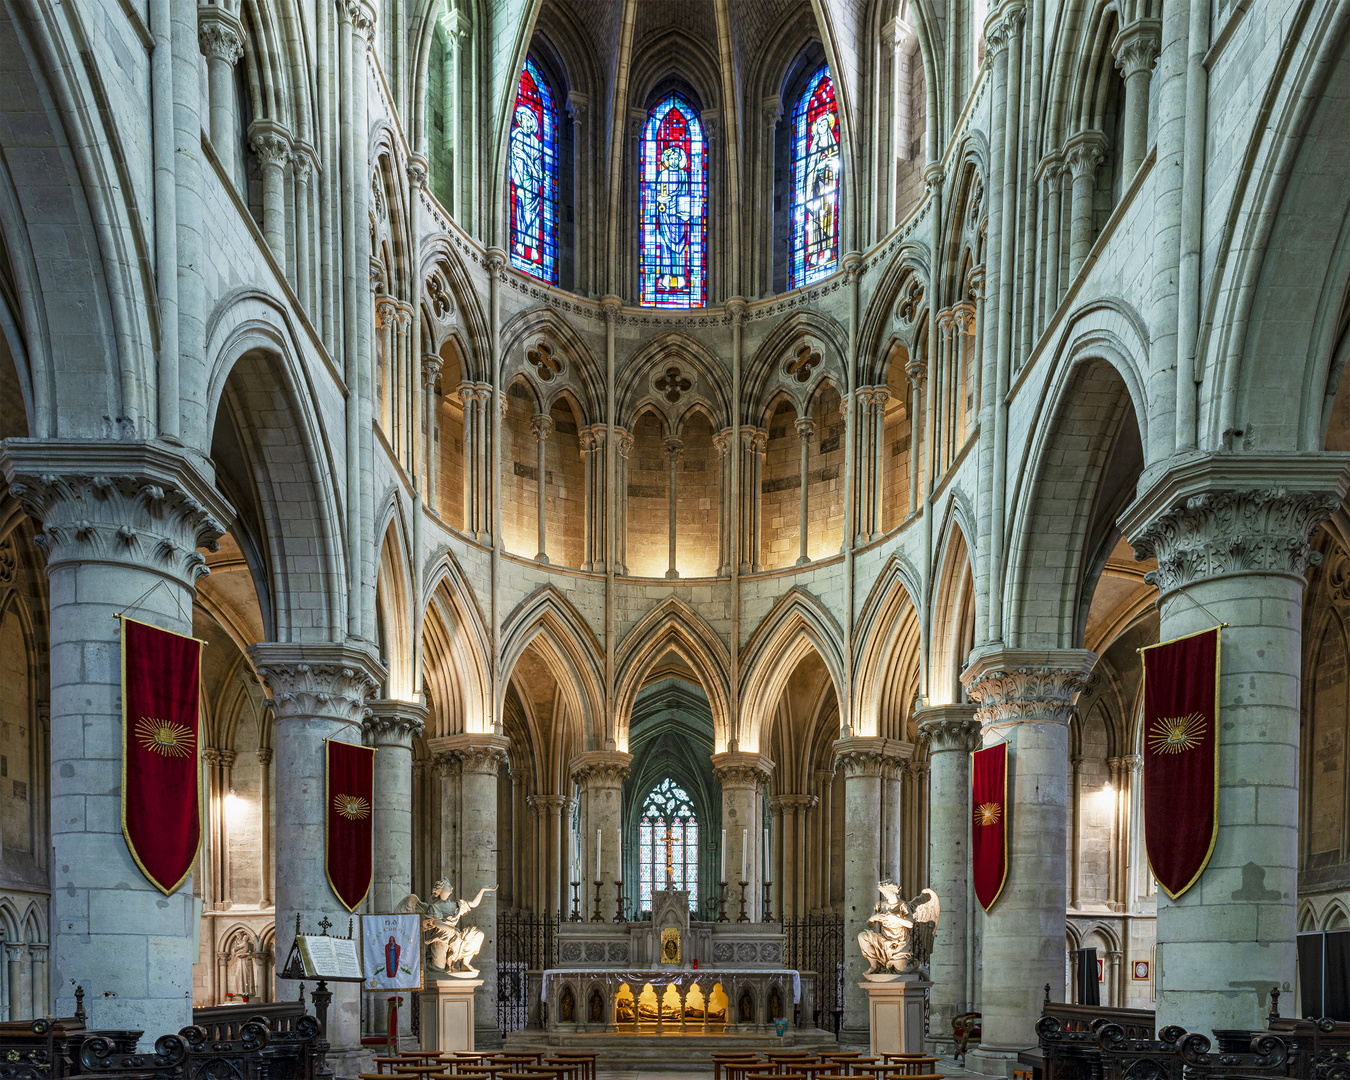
120, 616, 202, 895
972, 742, 1007, 912
327, 739, 375, 912
1142, 626, 1220, 899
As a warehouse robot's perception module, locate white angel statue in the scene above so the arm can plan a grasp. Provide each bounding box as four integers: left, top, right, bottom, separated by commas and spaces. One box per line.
401, 879, 497, 977
858, 882, 941, 976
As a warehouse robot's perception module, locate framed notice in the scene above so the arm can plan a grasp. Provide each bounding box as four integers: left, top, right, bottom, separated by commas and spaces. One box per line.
361, 914, 423, 992
282, 933, 364, 983
1132, 960, 1150, 980
1096, 958, 1104, 982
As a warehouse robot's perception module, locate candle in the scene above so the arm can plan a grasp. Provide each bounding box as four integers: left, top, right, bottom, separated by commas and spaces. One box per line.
596, 829, 602, 880
617, 830, 622, 878
764, 828, 770, 881
741, 829, 748, 882
720, 830, 726, 881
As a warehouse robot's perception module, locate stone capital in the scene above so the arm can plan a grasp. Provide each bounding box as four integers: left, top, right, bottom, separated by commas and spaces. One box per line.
247, 642, 386, 728
726, 296, 748, 323
905, 358, 928, 386
711, 751, 774, 788
248, 120, 292, 169
485, 247, 508, 279
1112, 19, 1161, 79
421, 354, 443, 390
256, 747, 274, 766
569, 750, 633, 789
664, 438, 684, 463
578, 426, 605, 454
960, 647, 1097, 729
363, 698, 429, 747
922, 162, 944, 196
531, 414, 554, 442
431, 732, 511, 776
776, 792, 818, 812
1118, 452, 1350, 596
712, 429, 733, 457
832, 736, 912, 780
795, 417, 816, 441
407, 154, 428, 189
375, 297, 400, 327
600, 295, 623, 322
0, 438, 234, 583
198, 8, 245, 65
915, 704, 981, 753
616, 430, 635, 458
528, 793, 568, 814
1063, 130, 1108, 180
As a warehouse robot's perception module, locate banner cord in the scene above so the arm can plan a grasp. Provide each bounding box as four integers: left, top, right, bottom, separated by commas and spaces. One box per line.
1160, 590, 1230, 633
111, 578, 193, 628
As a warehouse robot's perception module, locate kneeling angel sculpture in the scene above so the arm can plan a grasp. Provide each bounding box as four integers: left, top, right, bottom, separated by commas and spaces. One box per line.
401, 879, 497, 977
858, 882, 941, 977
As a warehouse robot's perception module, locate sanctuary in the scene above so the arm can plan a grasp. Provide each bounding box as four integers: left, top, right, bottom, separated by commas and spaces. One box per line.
1, 0, 1350, 1077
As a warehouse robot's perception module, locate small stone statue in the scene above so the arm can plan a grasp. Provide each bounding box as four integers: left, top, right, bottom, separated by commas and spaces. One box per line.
858, 882, 941, 977
229, 937, 257, 998
401, 879, 497, 977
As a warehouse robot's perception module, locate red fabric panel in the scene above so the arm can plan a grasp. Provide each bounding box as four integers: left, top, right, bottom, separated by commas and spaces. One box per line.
121, 618, 202, 894
327, 739, 375, 911
972, 742, 1007, 912
1143, 626, 1220, 899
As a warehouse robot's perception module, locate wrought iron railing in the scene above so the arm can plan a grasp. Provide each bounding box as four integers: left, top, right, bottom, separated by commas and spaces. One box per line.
497, 910, 558, 1034
783, 912, 844, 1036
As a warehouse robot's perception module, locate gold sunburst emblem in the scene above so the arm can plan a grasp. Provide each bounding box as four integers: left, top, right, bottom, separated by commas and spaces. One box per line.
334, 794, 371, 820
135, 716, 195, 758
975, 802, 1002, 826
1148, 711, 1206, 755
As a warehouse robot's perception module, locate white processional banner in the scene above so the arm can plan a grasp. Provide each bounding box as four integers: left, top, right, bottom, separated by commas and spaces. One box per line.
361, 913, 423, 992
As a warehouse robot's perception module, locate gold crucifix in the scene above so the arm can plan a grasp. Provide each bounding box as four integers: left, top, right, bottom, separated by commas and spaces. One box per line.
663, 820, 675, 889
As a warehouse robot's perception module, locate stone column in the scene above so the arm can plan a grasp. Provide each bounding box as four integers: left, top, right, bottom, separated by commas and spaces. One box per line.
1113, 20, 1161, 179
248, 643, 384, 1068
917, 706, 980, 1050
776, 793, 816, 917
853, 390, 874, 543
665, 438, 683, 579
871, 391, 888, 538
833, 736, 908, 1045
714, 429, 733, 576
936, 309, 957, 469
615, 431, 633, 574
1063, 131, 1107, 280
906, 363, 926, 516
961, 649, 1096, 1070
795, 418, 815, 565
1119, 454, 1350, 1033
741, 430, 767, 573
570, 752, 632, 919
293, 149, 315, 316
458, 385, 480, 538
532, 414, 553, 563
364, 700, 427, 912
712, 753, 773, 921
257, 747, 274, 906
433, 734, 510, 1044
248, 120, 292, 265
422, 355, 443, 512
1069, 754, 1084, 908
197, 7, 244, 172
1, 440, 231, 1038
1038, 154, 1064, 321
579, 426, 606, 572
376, 299, 398, 431
880, 756, 903, 884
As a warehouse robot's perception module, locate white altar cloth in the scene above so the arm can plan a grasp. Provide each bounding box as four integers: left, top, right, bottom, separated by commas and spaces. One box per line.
541, 967, 801, 1003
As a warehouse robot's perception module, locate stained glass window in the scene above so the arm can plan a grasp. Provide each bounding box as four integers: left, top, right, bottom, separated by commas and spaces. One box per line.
789, 64, 842, 288
639, 94, 707, 308
637, 779, 699, 912
509, 56, 557, 284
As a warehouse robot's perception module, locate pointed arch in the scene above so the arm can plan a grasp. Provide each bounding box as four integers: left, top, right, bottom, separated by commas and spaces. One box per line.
739, 588, 847, 753
852, 554, 924, 739
376, 502, 416, 700
614, 599, 732, 753
929, 509, 977, 706
422, 547, 493, 737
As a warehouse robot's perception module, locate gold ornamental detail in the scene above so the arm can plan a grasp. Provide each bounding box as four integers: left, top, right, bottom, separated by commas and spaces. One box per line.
135, 716, 195, 758
1148, 712, 1206, 755
975, 802, 1002, 827
333, 794, 372, 820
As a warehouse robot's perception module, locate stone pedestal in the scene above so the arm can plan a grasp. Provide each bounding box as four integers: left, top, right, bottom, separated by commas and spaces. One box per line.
859, 975, 931, 1057
419, 977, 484, 1052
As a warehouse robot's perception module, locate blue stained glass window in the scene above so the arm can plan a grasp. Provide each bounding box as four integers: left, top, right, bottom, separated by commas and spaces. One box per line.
789, 64, 842, 289
637, 779, 699, 912
509, 56, 557, 284
639, 94, 707, 308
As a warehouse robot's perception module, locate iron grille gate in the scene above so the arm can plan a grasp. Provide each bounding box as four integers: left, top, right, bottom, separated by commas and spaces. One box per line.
497, 910, 558, 1034
783, 913, 845, 1036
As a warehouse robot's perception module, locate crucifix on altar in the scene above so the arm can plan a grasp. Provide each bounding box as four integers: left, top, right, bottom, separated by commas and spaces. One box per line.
662, 820, 675, 890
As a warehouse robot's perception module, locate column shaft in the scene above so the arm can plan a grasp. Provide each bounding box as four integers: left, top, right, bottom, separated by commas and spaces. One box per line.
571, 753, 632, 920
796, 418, 815, 565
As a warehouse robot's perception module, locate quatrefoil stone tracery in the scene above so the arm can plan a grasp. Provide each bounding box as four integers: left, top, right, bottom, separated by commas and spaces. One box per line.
784, 345, 821, 383
528, 343, 564, 382
654, 365, 692, 403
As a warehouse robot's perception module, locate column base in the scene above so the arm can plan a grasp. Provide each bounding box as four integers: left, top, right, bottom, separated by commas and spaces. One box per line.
859, 975, 931, 1058
965, 1045, 1025, 1077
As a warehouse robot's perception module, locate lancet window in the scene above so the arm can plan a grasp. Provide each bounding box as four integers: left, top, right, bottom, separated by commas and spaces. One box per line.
789, 64, 841, 288
638, 778, 699, 911
639, 94, 708, 308
508, 55, 558, 284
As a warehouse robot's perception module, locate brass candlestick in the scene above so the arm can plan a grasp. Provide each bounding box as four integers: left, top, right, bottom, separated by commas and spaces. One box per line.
613, 880, 625, 922
762, 881, 774, 922
737, 880, 750, 923
569, 881, 581, 922
592, 880, 604, 921
717, 881, 730, 922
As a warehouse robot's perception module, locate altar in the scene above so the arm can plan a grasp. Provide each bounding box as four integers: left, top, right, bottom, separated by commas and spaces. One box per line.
539, 891, 815, 1038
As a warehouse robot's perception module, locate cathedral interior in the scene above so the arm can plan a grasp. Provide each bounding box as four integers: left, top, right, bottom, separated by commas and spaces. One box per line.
1, 0, 1350, 1072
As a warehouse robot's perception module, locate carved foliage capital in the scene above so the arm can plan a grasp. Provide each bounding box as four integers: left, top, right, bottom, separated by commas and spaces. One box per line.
1113, 20, 1161, 78
249, 124, 292, 169
916, 707, 982, 753
832, 737, 911, 779
363, 699, 429, 746
961, 650, 1096, 728
570, 751, 633, 789
198, 13, 245, 65
1, 440, 232, 583
1129, 488, 1339, 592
1063, 131, 1108, 180
711, 751, 774, 789
436, 733, 511, 776
247, 643, 385, 727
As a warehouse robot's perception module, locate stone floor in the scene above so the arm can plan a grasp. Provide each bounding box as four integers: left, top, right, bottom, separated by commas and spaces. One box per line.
592, 1056, 983, 1077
